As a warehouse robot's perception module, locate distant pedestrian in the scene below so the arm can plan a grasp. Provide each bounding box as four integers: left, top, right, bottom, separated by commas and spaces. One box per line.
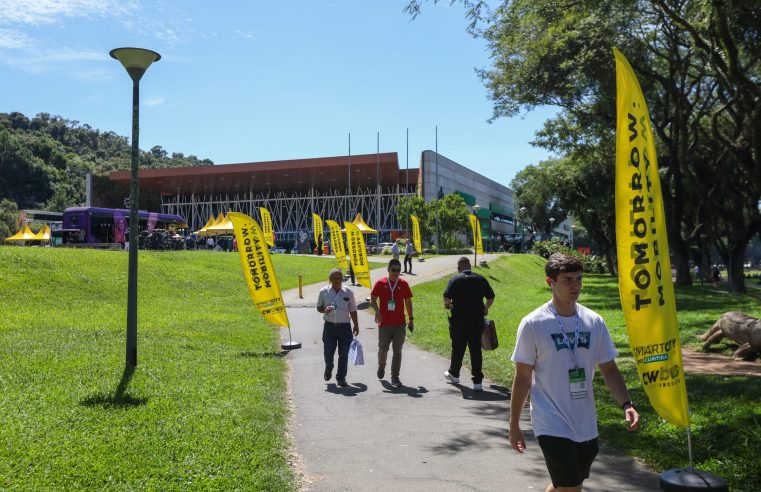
404, 240, 415, 274
316, 268, 359, 387
391, 239, 401, 261
509, 252, 639, 491
370, 259, 414, 387
317, 234, 323, 256
712, 267, 721, 288
443, 256, 495, 391
347, 261, 356, 286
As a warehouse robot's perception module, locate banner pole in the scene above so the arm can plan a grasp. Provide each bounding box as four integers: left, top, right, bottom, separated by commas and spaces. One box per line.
687, 426, 693, 470
282, 325, 302, 351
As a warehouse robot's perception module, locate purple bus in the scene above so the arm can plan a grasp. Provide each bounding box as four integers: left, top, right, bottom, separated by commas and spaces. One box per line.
61, 207, 187, 249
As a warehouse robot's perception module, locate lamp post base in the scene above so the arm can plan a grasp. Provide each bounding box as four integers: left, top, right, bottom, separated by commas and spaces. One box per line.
281, 341, 302, 351
660, 468, 727, 491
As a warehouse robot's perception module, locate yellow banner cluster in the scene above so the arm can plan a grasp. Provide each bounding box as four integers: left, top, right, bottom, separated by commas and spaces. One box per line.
614, 48, 689, 428
326, 219, 349, 272
345, 221, 371, 288
228, 212, 289, 328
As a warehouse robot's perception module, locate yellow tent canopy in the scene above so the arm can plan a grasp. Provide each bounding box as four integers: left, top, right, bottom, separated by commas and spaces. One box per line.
193, 215, 216, 235
196, 212, 225, 235
341, 213, 378, 234
4, 224, 38, 242
31, 224, 51, 241
205, 213, 234, 235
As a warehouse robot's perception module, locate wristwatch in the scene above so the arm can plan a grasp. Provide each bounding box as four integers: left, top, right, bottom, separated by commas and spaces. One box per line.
621, 400, 636, 410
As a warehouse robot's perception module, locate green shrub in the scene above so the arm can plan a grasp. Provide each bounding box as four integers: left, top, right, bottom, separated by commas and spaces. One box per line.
533, 237, 607, 274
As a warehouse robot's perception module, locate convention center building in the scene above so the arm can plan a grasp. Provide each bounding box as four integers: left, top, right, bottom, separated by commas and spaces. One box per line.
106, 151, 518, 247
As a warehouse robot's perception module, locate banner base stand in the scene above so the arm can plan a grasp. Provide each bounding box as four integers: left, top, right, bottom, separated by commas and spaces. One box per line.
281, 340, 302, 351
660, 468, 727, 491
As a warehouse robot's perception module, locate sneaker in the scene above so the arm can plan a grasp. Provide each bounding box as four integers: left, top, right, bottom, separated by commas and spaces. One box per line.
391, 376, 402, 387
444, 370, 460, 384
473, 383, 483, 392
377, 366, 385, 379
337, 378, 348, 387
324, 367, 332, 381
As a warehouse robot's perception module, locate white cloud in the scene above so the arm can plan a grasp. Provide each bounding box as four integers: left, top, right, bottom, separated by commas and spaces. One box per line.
0, 0, 135, 25
0, 28, 34, 49
144, 96, 165, 107
233, 29, 261, 41
0, 47, 108, 75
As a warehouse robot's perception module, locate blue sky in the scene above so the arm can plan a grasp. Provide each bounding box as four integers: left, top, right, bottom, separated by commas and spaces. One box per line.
0, 0, 556, 186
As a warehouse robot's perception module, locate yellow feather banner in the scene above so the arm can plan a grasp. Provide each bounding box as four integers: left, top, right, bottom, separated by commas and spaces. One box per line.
614, 48, 689, 427
345, 221, 371, 288
410, 214, 422, 255
313, 213, 324, 248
326, 219, 349, 272
229, 212, 289, 328
259, 207, 274, 247
470, 214, 483, 255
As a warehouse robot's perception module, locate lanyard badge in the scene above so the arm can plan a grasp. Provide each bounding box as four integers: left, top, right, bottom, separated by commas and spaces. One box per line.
387, 276, 399, 311
550, 303, 588, 400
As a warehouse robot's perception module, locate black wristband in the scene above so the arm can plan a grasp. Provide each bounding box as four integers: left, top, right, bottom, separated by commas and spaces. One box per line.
622, 400, 635, 410
408, 317, 414, 320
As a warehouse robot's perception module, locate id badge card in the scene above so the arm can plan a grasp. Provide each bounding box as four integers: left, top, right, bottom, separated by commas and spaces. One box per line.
388, 300, 396, 311
568, 368, 587, 399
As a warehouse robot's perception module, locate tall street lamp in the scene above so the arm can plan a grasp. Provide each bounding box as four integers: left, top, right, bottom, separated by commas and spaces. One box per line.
519, 206, 527, 253
110, 47, 161, 368
549, 217, 556, 239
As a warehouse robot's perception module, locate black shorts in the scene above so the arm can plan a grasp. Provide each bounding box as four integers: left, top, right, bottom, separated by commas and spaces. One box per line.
537, 435, 599, 488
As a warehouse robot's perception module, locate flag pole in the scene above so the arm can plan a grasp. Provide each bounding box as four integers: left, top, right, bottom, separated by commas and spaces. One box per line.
406, 128, 410, 238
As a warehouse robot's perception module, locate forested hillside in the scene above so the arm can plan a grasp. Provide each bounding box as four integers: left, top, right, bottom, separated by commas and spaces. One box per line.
0, 112, 212, 239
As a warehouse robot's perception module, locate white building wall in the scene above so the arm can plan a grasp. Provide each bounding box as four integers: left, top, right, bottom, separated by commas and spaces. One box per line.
420, 151, 516, 235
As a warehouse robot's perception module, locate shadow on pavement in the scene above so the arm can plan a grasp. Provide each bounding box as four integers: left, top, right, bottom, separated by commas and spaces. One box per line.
379, 380, 429, 397
325, 382, 368, 396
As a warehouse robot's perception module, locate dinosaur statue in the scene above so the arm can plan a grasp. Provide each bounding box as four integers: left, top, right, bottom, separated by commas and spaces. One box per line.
698, 311, 761, 360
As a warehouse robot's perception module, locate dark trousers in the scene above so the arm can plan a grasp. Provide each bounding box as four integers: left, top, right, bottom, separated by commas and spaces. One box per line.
323, 321, 353, 380
404, 255, 413, 273
448, 318, 484, 383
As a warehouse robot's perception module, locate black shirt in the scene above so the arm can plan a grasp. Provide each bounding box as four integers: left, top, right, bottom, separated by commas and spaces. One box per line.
443, 270, 495, 322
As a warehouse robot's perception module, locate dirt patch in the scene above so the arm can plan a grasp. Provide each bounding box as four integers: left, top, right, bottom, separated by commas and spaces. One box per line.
681, 346, 761, 377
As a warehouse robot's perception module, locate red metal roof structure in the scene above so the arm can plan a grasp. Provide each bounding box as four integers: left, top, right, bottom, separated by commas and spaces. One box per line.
109, 152, 419, 196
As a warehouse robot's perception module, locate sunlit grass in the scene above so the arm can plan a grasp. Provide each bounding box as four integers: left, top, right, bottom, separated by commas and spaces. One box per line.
408, 254, 760, 492
0, 247, 339, 490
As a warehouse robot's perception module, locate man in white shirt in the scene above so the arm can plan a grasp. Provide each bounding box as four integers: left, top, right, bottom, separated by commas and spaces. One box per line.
317, 268, 360, 387
391, 239, 401, 261
510, 253, 639, 492
403, 240, 415, 274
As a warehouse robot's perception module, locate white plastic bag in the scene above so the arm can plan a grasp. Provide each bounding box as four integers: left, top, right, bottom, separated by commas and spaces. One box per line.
348, 337, 364, 366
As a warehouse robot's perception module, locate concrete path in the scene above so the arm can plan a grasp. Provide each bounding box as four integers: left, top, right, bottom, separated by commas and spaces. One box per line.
280, 254, 661, 491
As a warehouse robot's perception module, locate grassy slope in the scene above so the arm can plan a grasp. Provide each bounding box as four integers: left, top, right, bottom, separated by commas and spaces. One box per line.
408, 254, 760, 492
0, 248, 337, 490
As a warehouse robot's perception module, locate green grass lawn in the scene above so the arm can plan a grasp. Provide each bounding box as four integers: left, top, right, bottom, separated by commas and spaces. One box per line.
407, 254, 760, 492
0, 247, 343, 490
3, 248, 759, 490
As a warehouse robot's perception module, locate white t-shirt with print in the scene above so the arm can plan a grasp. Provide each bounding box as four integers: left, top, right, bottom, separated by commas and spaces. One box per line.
511, 301, 618, 442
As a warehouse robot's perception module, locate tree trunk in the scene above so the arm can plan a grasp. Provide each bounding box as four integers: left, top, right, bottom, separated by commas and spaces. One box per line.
727, 240, 747, 293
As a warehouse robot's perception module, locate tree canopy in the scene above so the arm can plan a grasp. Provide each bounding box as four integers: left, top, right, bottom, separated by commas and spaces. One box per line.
408, 0, 761, 291
0, 112, 212, 239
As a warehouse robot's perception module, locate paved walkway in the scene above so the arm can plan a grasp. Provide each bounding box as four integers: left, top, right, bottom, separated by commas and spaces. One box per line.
280, 254, 661, 491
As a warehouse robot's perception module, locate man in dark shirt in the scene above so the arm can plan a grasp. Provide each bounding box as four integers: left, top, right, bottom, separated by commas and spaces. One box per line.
442, 256, 495, 391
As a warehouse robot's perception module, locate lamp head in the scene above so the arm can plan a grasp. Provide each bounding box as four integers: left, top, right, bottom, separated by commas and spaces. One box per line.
110, 47, 161, 82
473, 204, 481, 213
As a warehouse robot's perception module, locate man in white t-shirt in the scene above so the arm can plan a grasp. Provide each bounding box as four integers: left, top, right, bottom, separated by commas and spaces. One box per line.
510, 253, 639, 492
